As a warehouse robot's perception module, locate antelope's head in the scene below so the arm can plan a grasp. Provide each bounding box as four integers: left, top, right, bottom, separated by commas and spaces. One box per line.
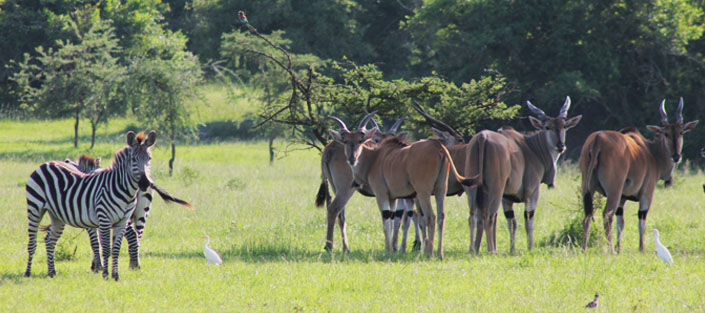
126, 130, 156, 191
328, 112, 377, 166
527, 96, 582, 154
646, 98, 698, 164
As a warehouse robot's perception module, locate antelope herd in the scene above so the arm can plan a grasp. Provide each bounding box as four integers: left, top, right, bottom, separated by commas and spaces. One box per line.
320, 97, 698, 258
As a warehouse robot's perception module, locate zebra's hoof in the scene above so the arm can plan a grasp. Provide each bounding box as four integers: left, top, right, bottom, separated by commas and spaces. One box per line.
129, 260, 141, 270
48, 271, 56, 278
112, 273, 119, 281
91, 263, 102, 273
102, 272, 109, 280
23, 272, 30, 278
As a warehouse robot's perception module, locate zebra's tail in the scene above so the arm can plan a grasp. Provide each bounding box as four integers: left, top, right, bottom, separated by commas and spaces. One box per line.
151, 183, 195, 210
39, 225, 50, 232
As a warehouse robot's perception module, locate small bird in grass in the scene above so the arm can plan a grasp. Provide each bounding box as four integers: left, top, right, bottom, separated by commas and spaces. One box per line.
585, 293, 599, 309
237, 10, 248, 24
201, 235, 223, 265
648, 229, 673, 265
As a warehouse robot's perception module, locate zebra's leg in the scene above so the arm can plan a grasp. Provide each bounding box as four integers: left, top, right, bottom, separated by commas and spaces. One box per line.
25, 204, 46, 278
409, 208, 422, 252
45, 216, 66, 278
99, 225, 112, 280
87, 228, 102, 273
110, 224, 128, 281
125, 224, 141, 269
400, 200, 413, 253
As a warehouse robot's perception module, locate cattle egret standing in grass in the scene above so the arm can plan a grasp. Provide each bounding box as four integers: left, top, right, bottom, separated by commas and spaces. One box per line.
201, 235, 222, 265
648, 229, 673, 265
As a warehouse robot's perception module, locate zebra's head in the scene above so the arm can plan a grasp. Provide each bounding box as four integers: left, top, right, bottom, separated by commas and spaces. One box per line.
126, 130, 157, 191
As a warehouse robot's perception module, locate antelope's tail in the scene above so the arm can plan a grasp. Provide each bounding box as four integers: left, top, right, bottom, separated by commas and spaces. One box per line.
151, 183, 194, 210
315, 180, 330, 208
439, 143, 478, 188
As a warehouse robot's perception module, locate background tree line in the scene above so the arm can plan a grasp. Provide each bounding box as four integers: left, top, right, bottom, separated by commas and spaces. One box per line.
3, 0, 705, 159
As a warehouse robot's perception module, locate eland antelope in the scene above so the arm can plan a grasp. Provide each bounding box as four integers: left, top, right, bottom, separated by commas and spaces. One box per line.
464, 97, 581, 253
329, 114, 478, 258
316, 113, 421, 252
580, 98, 697, 252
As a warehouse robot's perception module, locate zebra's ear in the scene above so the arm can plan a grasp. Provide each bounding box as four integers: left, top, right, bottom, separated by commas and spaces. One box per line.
144, 131, 157, 147
126, 131, 137, 147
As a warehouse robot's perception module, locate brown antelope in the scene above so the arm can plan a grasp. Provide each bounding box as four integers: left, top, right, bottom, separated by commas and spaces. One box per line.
580, 98, 697, 253
329, 115, 478, 258
462, 97, 581, 253
316, 113, 421, 252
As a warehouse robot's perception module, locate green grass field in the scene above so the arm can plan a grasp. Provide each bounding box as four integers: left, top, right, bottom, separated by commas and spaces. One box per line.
2, 92, 705, 312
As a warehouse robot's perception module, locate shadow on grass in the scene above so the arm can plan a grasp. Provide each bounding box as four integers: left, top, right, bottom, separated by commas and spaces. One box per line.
141, 244, 526, 264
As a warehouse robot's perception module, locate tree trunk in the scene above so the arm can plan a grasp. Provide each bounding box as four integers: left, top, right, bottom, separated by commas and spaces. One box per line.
169, 141, 175, 177
73, 109, 80, 148
268, 136, 275, 165
90, 123, 97, 149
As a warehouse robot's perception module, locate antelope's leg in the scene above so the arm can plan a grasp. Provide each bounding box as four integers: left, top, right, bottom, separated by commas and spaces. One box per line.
391, 199, 405, 252
524, 190, 539, 251
615, 197, 627, 253
337, 208, 350, 253
398, 199, 413, 253
325, 188, 354, 252
502, 200, 517, 254
375, 196, 394, 253
582, 191, 595, 250
485, 190, 503, 254
602, 194, 622, 254
467, 188, 482, 254
415, 194, 436, 258
434, 192, 447, 260
637, 194, 654, 252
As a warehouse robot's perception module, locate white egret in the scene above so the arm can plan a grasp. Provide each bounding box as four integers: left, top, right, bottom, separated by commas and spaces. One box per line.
585, 293, 599, 309
201, 235, 223, 265
648, 229, 673, 265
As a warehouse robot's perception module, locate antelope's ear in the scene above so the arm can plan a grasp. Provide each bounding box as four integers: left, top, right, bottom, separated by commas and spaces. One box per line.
95, 157, 101, 166
646, 125, 663, 134
126, 131, 137, 146
566, 115, 582, 129
396, 132, 408, 141
144, 131, 157, 147
328, 129, 343, 142
683, 120, 699, 133
364, 127, 377, 140
528, 116, 544, 130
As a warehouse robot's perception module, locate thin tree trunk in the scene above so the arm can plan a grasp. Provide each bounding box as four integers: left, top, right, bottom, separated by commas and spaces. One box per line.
90, 123, 96, 149
169, 141, 175, 176
73, 108, 80, 148
268, 136, 275, 165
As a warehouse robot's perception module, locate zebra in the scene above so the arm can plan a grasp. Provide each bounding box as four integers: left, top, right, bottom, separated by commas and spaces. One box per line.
65, 154, 154, 271
25, 131, 156, 281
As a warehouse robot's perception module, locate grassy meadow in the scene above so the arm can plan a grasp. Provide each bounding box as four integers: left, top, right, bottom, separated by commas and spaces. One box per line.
2, 85, 705, 312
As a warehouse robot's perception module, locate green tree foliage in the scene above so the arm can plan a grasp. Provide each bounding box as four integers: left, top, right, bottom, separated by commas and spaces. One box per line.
405, 0, 705, 157
222, 24, 517, 150
11, 12, 124, 148
125, 30, 202, 176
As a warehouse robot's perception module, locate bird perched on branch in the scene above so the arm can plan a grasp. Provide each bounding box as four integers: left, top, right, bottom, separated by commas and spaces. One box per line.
585, 293, 599, 309
648, 229, 673, 265
201, 235, 223, 265
237, 10, 248, 24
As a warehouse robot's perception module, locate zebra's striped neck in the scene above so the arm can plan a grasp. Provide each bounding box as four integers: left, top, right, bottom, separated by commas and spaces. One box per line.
97, 146, 141, 199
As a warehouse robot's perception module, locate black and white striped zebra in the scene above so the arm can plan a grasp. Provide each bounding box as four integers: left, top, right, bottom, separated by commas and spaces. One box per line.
65, 154, 154, 271
25, 131, 156, 281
